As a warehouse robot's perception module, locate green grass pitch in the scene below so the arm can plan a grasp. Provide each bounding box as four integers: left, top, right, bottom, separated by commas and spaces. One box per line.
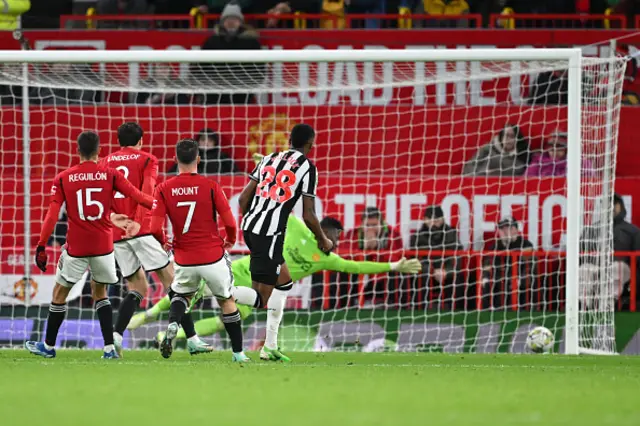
1, 350, 639, 426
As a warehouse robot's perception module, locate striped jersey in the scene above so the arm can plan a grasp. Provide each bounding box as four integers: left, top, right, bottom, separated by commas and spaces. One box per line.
241, 149, 317, 236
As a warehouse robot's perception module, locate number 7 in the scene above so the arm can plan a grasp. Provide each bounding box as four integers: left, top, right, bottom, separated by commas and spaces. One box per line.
177, 201, 196, 234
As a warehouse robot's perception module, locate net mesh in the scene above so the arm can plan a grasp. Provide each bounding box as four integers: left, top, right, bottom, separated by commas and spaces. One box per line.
0, 53, 627, 354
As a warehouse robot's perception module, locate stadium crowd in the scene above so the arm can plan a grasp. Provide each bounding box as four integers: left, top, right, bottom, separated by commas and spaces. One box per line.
22, 0, 640, 29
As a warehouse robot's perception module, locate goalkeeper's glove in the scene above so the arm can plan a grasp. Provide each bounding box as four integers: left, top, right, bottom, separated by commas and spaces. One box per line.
390, 258, 422, 274
35, 245, 48, 272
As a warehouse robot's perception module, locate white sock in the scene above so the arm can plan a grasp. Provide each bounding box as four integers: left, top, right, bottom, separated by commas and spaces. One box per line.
104, 344, 115, 353
44, 342, 54, 351
265, 288, 288, 350
113, 332, 123, 343
233, 286, 261, 307
187, 335, 200, 343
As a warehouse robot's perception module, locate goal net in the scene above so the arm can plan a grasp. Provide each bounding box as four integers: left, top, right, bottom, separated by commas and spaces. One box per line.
0, 49, 627, 355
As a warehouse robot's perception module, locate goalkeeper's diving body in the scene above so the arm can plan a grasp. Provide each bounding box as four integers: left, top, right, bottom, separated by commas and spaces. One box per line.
128, 215, 421, 361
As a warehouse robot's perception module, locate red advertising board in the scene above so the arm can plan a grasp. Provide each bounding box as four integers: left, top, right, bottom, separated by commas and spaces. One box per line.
0, 173, 637, 256
0, 104, 638, 177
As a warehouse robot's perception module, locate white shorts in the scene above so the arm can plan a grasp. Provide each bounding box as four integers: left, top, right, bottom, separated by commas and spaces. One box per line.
55, 249, 118, 287
114, 235, 170, 278
171, 254, 233, 300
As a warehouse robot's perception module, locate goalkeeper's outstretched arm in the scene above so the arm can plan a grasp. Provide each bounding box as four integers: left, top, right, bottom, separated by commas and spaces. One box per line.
328, 254, 422, 275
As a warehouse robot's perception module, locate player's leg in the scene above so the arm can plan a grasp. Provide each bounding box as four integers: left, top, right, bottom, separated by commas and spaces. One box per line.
89, 252, 120, 359
160, 265, 198, 359
25, 250, 85, 358
234, 232, 282, 308
112, 240, 146, 355
203, 256, 249, 362
154, 261, 212, 354
174, 303, 253, 339
261, 263, 292, 362
25, 283, 71, 358
127, 294, 170, 329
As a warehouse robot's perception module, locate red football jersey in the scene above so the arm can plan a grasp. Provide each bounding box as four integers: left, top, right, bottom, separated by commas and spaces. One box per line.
151, 173, 231, 266
99, 147, 158, 242
46, 161, 152, 257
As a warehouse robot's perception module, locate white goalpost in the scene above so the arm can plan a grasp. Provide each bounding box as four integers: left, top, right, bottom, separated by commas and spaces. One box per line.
0, 48, 627, 355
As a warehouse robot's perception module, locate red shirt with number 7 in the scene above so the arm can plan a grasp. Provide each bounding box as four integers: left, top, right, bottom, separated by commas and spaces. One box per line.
150, 173, 236, 266
38, 161, 154, 257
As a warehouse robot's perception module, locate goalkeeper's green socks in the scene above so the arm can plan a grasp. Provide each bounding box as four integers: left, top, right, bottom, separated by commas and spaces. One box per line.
179, 304, 254, 339
148, 295, 171, 317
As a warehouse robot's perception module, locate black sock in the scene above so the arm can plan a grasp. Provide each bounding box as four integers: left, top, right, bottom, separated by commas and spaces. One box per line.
222, 310, 243, 353
45, 303, 66, 347
114, 291, 143, 335
169, 296, 188, 325
95, 298, 114, 346
181, 313, 196, 339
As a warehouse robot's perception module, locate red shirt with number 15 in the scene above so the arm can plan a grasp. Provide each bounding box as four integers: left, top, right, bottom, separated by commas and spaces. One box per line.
40, 161, 153, 257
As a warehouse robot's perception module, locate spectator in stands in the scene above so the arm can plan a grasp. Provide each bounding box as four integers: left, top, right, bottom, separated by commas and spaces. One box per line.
482, 217, 535, 309
255, 1, 321, 28
525, 131, 593, 177
579, 193, 640, 310
195, 0, 253, 14
130, 63, 191, 105
96, 0, 151, 29
168, 128, 238, 175
462, 124, 528, 177
194, 2, 264, 105
410, 205, 462, 307
345, 0, 386, 28
343, 207, 404, 255
343, 207, 404, 306
412, 0, 471, 28
529, 70, 568, 105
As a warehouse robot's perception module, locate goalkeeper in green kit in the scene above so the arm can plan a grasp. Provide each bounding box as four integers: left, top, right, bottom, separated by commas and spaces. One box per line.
128, 214, 421, 360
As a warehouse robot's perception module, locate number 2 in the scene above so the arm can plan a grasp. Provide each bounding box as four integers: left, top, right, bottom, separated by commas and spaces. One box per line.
257, 166, 297, 203
76, 188, 104, 221
113, 166, 129, 199
177, 201, 196, 234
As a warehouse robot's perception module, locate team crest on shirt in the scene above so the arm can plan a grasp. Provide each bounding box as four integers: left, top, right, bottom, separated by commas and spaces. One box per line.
312, 253, 321, 262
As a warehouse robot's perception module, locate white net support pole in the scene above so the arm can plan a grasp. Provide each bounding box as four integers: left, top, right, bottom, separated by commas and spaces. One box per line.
21, 62, 31, 306
564, 49, 582, 355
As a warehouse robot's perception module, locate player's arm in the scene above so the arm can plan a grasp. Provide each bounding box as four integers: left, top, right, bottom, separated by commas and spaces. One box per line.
238, 155, 264, 214
134, 156, 158, 221
35, 178, 65, 272
112, 169, 153, 209
212, 182, 237, 248
300, 166, 332, 253
149, 187, 167, 246
326, 253, 421, 275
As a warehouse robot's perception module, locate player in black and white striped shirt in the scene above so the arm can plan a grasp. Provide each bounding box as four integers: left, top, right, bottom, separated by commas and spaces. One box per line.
236, 124, 333, 361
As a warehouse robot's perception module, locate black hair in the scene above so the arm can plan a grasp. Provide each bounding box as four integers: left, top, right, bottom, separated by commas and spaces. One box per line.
290, 123, 315, 149
77, 131, 100, 158
117, 122, 144, 147
320, 217, 343, 231
361, 206, 382, 220
196, 128, 219, 145
176, 138, 199, 165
